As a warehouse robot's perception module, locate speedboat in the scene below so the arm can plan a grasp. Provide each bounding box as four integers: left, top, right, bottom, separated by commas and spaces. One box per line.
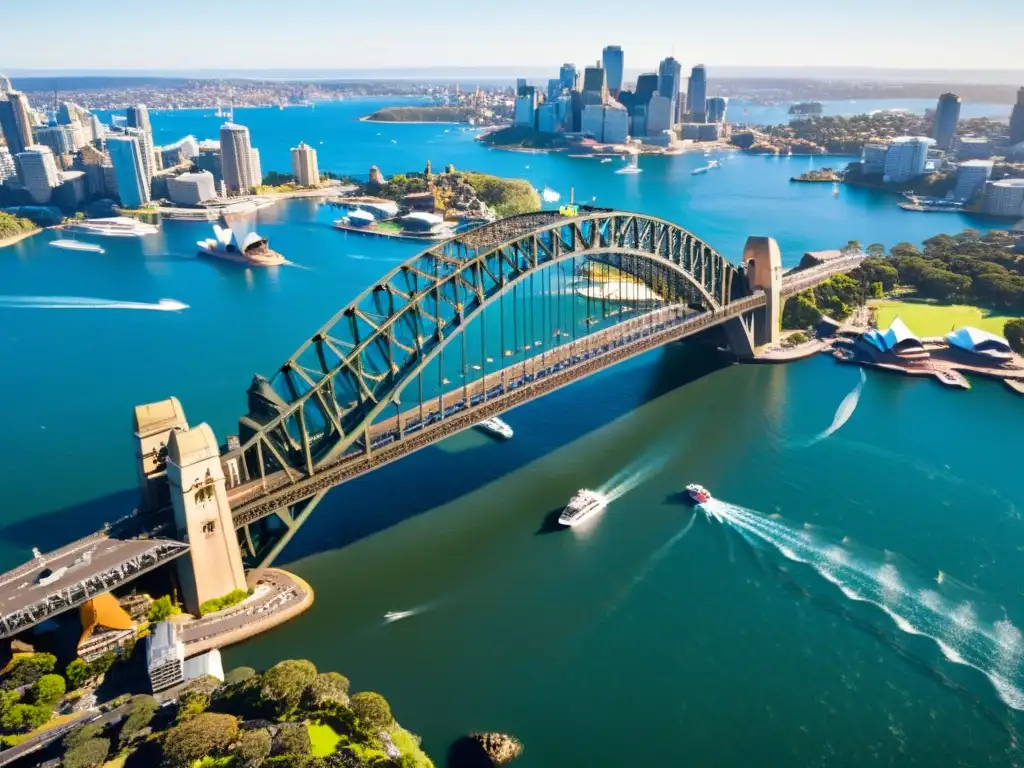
476, 416, 513, 440
558, 489, 608, 527
49, 239, 105, 254
686, 483, 711, 504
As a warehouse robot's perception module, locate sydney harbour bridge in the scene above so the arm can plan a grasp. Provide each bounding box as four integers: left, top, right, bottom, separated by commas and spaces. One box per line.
0, 207, 862, 638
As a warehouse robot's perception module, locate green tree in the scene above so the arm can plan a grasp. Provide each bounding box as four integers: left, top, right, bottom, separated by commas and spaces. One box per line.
236, 728, 272, 768
87, 651, 116, 680
1004, 319, 1024, 355
781, 291, 821, 330
161, 712, 239, 767
224, 667, 257, 686
147, 595, 181, 622
302, 672, 350, 710
63, 721, 103, 750
0, 690, 20, 719
1, 702, 51, 731
175, 690, 211, 722
867, 243, 886, 259
2, 653, 57, 689
350, 692, 393, 732
869, 281, 884, 299
65, 659, 91, 690
119, 695, 158, 747
62, 736, 111, 768
852, 258, 899, 292
260, 660, 318, 717
31, 673, 66, 706
272, 722, 311, 756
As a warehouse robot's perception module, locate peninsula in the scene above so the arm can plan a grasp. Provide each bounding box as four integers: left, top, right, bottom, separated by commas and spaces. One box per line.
362, 106, 482, 123
0, 211, 40, 248
791, 168, 843, 183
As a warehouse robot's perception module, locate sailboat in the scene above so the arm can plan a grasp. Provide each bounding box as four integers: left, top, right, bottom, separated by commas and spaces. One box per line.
833, 181, 840, 197
615, 153, 642, 174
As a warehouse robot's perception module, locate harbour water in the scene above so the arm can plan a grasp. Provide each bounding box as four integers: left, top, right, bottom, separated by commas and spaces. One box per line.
3, 97, 1023, 765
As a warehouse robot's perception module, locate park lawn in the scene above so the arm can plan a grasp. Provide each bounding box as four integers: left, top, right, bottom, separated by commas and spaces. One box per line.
870, 299, 1016, 337
308, 722, 343, 757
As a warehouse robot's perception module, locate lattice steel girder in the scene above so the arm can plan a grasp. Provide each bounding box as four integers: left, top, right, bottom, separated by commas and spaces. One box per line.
227, 210, 741, 484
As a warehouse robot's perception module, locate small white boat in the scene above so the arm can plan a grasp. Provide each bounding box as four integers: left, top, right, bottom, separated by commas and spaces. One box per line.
600, 158, 613, 163
559, 489, 608, 527
476, 416, 513, 440
67, 216, 158, 237
49, 239, 105, 254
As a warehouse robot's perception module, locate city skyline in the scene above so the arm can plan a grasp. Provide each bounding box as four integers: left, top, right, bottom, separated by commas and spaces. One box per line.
3, 0, 1023, 72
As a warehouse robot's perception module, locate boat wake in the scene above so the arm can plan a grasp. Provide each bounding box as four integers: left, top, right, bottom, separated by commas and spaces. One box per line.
383, 603, 433, 624
345, 254, 405, 263
703, 498, 1024, 711
0, 295, 189, 311
541, 186, 561, 203
800, 368, 866, 447
598, 449, 674, 504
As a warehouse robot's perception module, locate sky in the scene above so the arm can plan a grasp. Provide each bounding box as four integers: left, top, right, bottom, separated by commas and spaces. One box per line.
3, 0, 1023, 74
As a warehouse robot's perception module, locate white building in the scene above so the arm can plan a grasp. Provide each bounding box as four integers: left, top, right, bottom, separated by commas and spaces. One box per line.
290, 142, 319, 186
160, 136, 200, 169
603, 102, 629, 145
14, 145, 59, 204
860, 144, 888, 175
250, 148, 262, 187
646, 95, 673, 137
954, 136, 993, 160
106, 135, 151, 208
514, 94, 537, 127
0, 147, 16, 182
167, 171, 218, 206
581, 104, 605, 141
220, 123, 257, 195
953, 160, 994, 201
981, 179, 1024, 217
34, 125, 75, 158
883, 137, 935, 182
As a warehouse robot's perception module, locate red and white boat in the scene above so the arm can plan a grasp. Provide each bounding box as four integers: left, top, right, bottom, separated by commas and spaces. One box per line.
685, 483, 711, 504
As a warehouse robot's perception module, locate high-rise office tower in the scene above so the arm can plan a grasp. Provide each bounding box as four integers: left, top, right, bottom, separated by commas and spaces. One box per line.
657, 57, 682, 120
107, 135, 151, 208
291, 142, 320, 187
635, 73, 659, 109
547, 78, 562, 104
1010, 87, 1024, 146
125, 104, 155, 184
14, 145, 60, 204
602, 46, 624, 98
582, 62, 608, 106
687, 65, 708, 122
705, 96, 729, 124
220, 123, 257, 194
0, 91, 35, 156
932, 93, 961, 151
34, 125, 76, 158
249, 148, 262, 187
559, 63, 577, 92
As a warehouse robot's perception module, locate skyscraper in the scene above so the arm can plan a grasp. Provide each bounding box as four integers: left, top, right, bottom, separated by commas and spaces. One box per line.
706, 96, 729, 124
547, 78, 562, 104
657, 57, 682, 120
14, 145, 59, 204
559, 63, 577, 92
249, 148, 262, 187
126, 105, 155, 184
0, 91, 35, 156
687, 65, 708, 122
602, 46, 624, 98
106, 135, 151, 208
932, 93, 961, 151
220, 123, 257, 194
883, 137, 935, 182
635, 73, 659, 109
581, 62, 608, 106
1010, 87, 1024, 146
291, 142, 320, 187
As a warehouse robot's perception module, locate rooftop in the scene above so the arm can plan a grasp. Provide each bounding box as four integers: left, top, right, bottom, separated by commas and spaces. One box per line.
168, 423, 220, 467
134, 396, 187, 437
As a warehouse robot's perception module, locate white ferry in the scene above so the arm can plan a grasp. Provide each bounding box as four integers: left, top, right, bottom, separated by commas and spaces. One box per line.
558, 489, 608, 527
67, 216, 158, 237
197, 224, 286, 267
615, 154, 642, 175
49, 239, 105, 254
476, 417, 513, 440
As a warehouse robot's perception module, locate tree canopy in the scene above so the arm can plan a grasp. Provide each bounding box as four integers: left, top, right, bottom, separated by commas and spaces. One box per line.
1005, 319, 1024, 354
350, 692, 394, 732
161, 712, 239, 767
260, 659, 318, 717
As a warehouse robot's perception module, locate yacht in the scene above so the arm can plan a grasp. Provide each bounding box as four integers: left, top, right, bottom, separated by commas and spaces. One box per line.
197, 224, 286, 267
476, 416, 513, 440
558, 489, 608, 527
685, 483, 711, 504
49, 239, 105, 254
67, 217, 158, 237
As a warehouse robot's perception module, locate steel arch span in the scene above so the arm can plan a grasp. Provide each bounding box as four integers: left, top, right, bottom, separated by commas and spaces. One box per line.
225, 208, 748, 564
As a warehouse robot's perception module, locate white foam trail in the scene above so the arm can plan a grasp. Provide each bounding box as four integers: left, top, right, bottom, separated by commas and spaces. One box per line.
283, 260, 313, 270
0, 296, 188, 311
804, 368, 866, 446
346, 254, 405, 263
383, 606, 426, 624
541, 186, 561, 203
706, 498, 1024, 711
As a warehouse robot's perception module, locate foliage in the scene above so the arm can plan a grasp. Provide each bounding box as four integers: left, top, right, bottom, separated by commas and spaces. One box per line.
65, 659, 91, 690
478, 126, 568, 150
456, 172, 540, 217
264, 171, 296, 186
87, 651, 117, 681
852, 258, 899, 292
0, 702, 51, 731
236, 728, 272, 768
31, 674, 66, 706
225, 667, 257, 686
388, 728, 435, 768
0, 690, 20, 717
0, 211, 36, 240
367, 107, 477, 123
272, 721, 312, 756
64, 721, 103, 750
783, 331, 809, 347
119, 695, 157, 746
261, 660, 318, 717
3, 653, 57, 689
199, 589, 249, 617
350, 693, 393, 732
781, 291, 821, 330
307, 722, 342, 757
176, 690, 211, 723
62, 735, 111, 768
1005, 319, 1024, 354
147, 596, 181, 623
303, 672, 350, 709
161, 712, 239, 767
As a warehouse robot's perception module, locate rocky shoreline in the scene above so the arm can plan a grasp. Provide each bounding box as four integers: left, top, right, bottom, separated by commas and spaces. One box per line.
448, 732, 523, 767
